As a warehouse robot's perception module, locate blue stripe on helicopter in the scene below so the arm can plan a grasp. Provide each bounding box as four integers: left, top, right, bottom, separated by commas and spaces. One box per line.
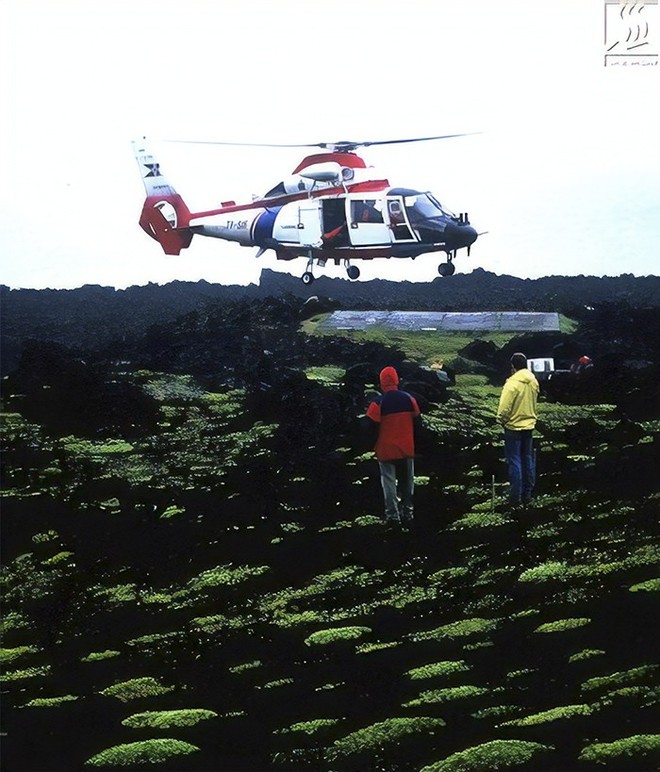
253, 207, 282, 245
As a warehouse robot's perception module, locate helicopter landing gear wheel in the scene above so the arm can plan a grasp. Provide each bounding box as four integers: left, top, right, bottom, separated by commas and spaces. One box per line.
347, 265, 360, 280
301, 271, 315, 286
438, 261, 456, 277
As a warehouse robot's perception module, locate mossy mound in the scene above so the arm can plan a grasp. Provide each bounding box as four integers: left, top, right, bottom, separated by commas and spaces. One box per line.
276, 718, 342, 736
578, 734, 660, 766
412, 617, 499, 642
22, 695, 79, 708
581, 665, 658, 695
534, 617, 590, 634
0, 645, 38, 665
629, 578, 660, 592
81, 650, 121, 662
1, 665, 50, 681
121, 709, 217, 729
404, 686, 489, 707
501, 703, 598, 727
304, 626, 371, 646
420, 739, 552, 770
99, 677, 175, 702
326, 716, 446, 761
406, 660, 471, 680
85, 738, 200, 766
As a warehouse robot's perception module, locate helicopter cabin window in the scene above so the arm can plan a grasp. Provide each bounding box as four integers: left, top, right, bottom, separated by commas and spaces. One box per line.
350, 199, 384, 226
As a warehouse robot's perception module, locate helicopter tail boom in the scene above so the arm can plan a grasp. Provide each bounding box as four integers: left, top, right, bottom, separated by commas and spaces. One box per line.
132, 138, 193, 255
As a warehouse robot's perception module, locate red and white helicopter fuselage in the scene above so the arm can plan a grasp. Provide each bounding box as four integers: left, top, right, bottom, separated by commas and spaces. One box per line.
132, 139, 478, 284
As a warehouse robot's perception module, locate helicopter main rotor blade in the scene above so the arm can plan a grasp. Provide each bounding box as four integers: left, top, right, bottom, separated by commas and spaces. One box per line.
162, 133, 480, 151
163, 140, 325, 148
349, 132, 481, 148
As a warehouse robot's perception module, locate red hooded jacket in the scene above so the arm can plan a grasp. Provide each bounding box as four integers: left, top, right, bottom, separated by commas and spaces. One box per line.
366, 367, 420, 461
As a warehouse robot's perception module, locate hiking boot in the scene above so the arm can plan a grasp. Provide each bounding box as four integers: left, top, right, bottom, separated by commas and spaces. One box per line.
400, 509, 414, 531
384, 515, 402, 530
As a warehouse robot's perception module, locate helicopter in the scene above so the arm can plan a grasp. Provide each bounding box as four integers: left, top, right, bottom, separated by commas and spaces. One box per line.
131, 134, 480, 285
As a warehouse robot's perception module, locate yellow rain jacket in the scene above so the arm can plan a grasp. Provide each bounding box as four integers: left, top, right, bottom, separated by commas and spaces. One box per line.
496, 368, 539, 430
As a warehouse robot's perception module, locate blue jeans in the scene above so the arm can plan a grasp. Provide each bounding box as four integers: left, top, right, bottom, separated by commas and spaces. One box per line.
503, 429, 535, 504
378, 458, 415, 522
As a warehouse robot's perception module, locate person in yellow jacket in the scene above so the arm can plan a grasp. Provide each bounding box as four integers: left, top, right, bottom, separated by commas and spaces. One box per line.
497, 352, 540, 507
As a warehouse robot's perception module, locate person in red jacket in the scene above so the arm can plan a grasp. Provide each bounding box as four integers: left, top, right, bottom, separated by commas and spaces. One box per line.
366, 366, 421, 527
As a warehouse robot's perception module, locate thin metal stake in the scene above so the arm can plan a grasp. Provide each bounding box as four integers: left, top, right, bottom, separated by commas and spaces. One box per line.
491, 474, 495, 513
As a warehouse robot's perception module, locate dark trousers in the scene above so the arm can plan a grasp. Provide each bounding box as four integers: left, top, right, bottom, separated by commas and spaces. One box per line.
504, 429, 535, 504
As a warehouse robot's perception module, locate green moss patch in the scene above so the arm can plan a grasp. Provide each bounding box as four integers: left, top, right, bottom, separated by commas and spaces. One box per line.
356, 641, 400, 654
404, 685, 489, 707
420, 739, 552, 771
85, 739, 200, 766
406, 661, 471, 680
412, 617, 500, 642
228, 660, 262, 674
304, 626, 371, 646
122, 709, 217, 729
581, 665, 658, 694
304, 366, 346, 383
81, 650, 121, 662
258, 678, 295, 690
450, 512, 510, 530
276, 718, 342, 735
569, 648, 606, 664
22, 695, 79, 708
187, 563, 270, 592
0, 645, 39, 665
578, 734, 660, 765
0, 611, 30, 635
519, 546, 660, 586
534, 617, 590, 634
99, 677, 175, 702
629, 578, 660, 592
190, 613, 251, 633
327, 716, 446, 761
1, 665, 51, 682
501, 703, 598, 727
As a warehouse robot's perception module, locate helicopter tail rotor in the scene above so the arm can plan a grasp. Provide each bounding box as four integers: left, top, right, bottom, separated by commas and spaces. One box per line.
132, 138, 193, 255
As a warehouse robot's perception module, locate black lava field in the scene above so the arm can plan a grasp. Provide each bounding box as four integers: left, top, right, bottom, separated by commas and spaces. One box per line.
1, 275, 659, 771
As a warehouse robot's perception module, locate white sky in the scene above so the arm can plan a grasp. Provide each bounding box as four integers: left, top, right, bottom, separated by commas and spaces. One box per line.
1, 0, 658, 289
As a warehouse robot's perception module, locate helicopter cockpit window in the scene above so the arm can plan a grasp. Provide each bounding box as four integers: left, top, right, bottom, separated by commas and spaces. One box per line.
403, 193, 442, 221
351, 199, 384, 224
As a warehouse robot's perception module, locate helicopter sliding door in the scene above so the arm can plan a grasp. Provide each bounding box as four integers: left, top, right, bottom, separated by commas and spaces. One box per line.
298, 202, 323, 247
348, 198, 389, 246
321, 199, 349, 247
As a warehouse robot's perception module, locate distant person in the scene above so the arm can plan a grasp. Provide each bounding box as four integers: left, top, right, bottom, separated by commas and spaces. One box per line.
496, 353, 540, 509
430, 358, 451, 384
388, 202, 405, 226
357, 201, 383, 223
366, 367, 421, 528
570, 355, 593, 376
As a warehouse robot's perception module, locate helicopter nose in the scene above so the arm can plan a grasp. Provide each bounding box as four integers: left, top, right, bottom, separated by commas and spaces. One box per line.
444, 221, 478, 249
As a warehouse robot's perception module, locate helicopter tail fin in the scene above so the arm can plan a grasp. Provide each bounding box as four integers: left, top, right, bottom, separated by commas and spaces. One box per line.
131, 138, 193, 255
